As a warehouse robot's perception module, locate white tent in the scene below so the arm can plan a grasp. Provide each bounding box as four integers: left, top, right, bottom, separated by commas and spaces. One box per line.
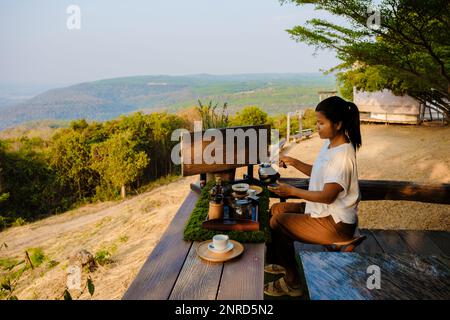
354, 89, 421, 124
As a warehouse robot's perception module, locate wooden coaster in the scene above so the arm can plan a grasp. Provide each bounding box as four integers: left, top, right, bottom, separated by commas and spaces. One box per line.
196, 240, 244, 263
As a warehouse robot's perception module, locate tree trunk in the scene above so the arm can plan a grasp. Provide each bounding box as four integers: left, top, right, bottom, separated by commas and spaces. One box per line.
121, 185, 126, 199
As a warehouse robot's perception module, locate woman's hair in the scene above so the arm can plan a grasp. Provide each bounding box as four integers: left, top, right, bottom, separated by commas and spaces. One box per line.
315, 96, 362, 150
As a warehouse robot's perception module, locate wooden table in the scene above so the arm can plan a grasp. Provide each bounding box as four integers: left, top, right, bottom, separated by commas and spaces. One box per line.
299, 251, 450, 300
122, 190, 265, 300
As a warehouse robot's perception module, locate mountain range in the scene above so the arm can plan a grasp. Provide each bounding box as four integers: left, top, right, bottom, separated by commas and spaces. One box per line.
0, 73, 336, 130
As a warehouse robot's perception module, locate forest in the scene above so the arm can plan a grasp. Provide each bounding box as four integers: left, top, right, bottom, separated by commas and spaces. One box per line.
0, 103, 316, 230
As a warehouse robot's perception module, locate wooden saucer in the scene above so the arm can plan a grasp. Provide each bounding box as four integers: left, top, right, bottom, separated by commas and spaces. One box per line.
196, 240, 244, 263
248, 185, 263, 195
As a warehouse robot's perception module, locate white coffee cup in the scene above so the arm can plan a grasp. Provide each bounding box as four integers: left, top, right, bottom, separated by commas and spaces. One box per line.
212, 234, 229, 251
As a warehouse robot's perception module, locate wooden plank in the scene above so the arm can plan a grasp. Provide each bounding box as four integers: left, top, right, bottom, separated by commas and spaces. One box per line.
217, 243, 265, 300
182, 125, 271, 176
300, 251, 450, 300
398, 230, 444, 255
370, 229, 412, 253
122, 191, 199, 300
428, 231, 450, 255
169, 241, 223, 300
293, 230, 383, 254
277, 178, 450, 204
355, 229, 384, 254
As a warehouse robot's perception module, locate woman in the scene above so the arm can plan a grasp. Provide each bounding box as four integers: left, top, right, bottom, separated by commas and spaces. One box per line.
264, 96, 362, 297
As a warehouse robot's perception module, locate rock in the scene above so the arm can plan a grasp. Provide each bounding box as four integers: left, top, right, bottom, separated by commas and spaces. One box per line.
69, 250, 96, 271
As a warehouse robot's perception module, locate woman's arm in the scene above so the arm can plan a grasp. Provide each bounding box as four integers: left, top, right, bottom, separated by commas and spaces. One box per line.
279, 155, 313, 177
269, 182, 343, 204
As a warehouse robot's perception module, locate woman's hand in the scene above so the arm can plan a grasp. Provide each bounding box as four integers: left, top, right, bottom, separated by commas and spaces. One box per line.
267, 182, 298, 198
279, 155, 298, 168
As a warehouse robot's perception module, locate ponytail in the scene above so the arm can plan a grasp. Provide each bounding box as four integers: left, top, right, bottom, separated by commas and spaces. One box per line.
345, 102, 362, 150
316, 96, 362, 151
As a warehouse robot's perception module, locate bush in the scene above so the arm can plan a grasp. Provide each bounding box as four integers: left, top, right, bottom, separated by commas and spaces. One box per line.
0, 258, 19, 271
27, 248, 46, 267
0, 216, 7, 231
12, 218, 26, 227
94, 249, 112, 266
230, 106, 268, 126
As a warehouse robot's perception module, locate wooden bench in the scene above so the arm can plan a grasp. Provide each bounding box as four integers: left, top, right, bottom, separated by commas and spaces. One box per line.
122, 189, 265, 300
297, 229, 450, 300
299, 250, 450, 300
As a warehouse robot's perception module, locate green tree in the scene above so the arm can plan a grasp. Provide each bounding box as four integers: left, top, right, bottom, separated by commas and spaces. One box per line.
144, 113, 188, 180
0, 143, 62, 223
0, 144, 9, 207
50, 130, 98, 201
230, 106, 268, 126
91, 131, 149, 198
283, 0, 450, 118
70, 119, 89, 132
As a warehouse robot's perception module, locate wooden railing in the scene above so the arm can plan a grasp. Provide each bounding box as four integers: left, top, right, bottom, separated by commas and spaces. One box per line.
272, 178, 450, 204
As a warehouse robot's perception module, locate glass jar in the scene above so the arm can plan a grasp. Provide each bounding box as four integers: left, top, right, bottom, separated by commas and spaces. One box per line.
234, 199, 251, 219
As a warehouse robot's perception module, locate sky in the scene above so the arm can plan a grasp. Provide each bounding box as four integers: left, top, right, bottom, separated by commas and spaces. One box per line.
0, 0, 342, 88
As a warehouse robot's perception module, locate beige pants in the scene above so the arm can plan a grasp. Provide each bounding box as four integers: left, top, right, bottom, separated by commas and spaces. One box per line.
267, 201, 357, 285
270, 202, 356, 245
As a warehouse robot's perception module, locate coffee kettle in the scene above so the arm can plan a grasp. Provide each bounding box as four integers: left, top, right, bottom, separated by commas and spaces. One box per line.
258, 163, 280, 185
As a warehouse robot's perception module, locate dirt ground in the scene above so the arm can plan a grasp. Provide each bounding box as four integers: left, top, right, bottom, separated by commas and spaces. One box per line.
0, 123, 449, 300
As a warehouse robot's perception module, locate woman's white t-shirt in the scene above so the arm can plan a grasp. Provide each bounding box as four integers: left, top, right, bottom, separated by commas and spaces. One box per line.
304, 140, 360, 224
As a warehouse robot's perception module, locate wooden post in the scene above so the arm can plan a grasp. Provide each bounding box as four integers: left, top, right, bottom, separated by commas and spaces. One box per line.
25, 251, 34, 269
200, 173, 206, 188
247, 164, 254, 180
286, 112, 290, 145
421, 103, 426, 121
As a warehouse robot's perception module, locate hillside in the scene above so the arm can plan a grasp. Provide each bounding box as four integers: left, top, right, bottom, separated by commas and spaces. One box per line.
0, 124, 448, 300
0, 74, 335, 130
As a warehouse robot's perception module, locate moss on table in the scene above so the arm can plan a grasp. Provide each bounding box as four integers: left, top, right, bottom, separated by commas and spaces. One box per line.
183, 181, 271, 243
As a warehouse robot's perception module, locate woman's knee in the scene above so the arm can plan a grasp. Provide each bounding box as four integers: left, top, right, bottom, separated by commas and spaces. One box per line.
269, 210, 280, 230
270, 212, 287, 231
270, 202, 284, 217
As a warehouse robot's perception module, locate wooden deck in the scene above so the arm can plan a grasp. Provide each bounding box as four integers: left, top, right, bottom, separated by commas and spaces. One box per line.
122, 190, 265, 300
124, 191, 449, 300
123, 176, 449, 300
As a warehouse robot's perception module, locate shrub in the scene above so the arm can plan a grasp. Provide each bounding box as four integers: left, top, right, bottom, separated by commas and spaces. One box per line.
12, 217, 26, 227
27, 248, 46, 267
230, 106, 268, 126
94, 249, 112, 266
